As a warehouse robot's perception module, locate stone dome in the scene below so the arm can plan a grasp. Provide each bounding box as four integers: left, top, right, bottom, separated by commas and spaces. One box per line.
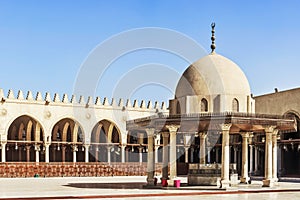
175, 53, 251, 98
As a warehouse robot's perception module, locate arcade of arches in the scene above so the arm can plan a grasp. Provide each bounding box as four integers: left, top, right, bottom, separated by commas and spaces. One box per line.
3, 116, 125, 164
1, 113, 299, 180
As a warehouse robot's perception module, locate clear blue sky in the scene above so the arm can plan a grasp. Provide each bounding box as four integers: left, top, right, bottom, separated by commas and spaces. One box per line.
1, 1, 300, 103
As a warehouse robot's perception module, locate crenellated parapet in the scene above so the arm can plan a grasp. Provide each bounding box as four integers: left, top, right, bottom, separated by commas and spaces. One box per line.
0, 88, 168, 111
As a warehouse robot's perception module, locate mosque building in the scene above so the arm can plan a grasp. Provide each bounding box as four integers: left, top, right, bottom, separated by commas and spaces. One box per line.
0, 24, 299, 188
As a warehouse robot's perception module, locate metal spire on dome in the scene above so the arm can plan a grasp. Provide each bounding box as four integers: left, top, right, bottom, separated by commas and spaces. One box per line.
210, 22, 216, 53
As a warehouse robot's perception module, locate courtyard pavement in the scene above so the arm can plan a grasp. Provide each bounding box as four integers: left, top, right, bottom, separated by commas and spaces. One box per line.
0, 176, 299, 199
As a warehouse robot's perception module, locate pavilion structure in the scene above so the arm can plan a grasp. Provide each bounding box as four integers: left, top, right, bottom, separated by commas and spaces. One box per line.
126, 23, 297, 188
126, 112, 295, 188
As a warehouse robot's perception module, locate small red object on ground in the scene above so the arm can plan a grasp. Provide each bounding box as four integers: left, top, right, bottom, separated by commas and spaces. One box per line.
174, 179, 180, 188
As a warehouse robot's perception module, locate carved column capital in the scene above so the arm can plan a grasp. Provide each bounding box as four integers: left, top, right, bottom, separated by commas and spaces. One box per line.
145, 128, 155, 137
44, 143, 51, 147
120, 143, 127, 148
220, 123, 232, 132
0, 140, 7, 145
183, 134, 192, 147
161, 131, 169, 138
241, 132, 251, 138
166, 125, 180, 133
72, 145, 78, 152
199, 132, 207, 139
264, 126, 276, 134
34, 144, 40, 151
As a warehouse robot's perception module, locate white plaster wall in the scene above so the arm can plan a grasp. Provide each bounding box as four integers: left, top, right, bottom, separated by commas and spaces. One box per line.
171, 94, 254, 114
0, 89, 168, 145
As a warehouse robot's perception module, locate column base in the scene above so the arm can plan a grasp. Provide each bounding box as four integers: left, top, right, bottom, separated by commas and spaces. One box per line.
273, 177, 278, 182
240, 176, 250, 184
146, 177, 155, 186
167, 177, 177, 186
220, 180, 231, 189
262, 179, 274, 187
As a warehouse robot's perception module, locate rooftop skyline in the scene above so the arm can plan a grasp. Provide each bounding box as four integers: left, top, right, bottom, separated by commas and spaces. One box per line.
1, 1, 300, 102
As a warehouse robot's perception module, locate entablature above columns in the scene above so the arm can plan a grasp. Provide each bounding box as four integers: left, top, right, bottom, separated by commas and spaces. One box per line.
127, 112, 296, 137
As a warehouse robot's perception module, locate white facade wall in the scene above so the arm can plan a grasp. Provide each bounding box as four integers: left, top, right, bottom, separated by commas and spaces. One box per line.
170, 94, 255, 114
0, 89, 168, 145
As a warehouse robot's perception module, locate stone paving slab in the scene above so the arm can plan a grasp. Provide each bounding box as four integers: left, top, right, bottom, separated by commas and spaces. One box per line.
0, 176, 299, 199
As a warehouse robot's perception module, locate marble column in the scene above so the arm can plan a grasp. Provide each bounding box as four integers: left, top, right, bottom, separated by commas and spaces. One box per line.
138, 146, 143, 163
45, 143, 50, 163
254, 146, 259, 174
107, 146, 112, 164
199, 132, 207, 164
62, 146, 66, 162
166, 125, 179, 186
154, 134, 160, 163
207, 146, 211, 164
249, 144, 253, 175
95, 145, 99, 162
248, 134, 254, 175
190, 147, 194, 163
84, 144, 90, 163
184, 134, 192, 163
52, 147, 56, 162
240, 132, 250, 183
25, 145, 30, 162
216, 147, 219, 163
125, 147, 129, 162
220, 124, 231, 188
162, 132, 169, 181
18, 147, 22, 161
121, 144, 126, 163
35, 145, 40, 163
184, 147, 189, 163
272, 130, 279, 182
155, 145, 159, 163
233, 147, 238, 164
138, 133, 144, 164
1, 142, 6, 162
72, 145, 77, 163
145, 128, 155, 186
263, 126, 275, 187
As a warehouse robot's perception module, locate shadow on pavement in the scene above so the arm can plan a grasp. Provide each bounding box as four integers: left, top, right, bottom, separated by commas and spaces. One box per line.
64, 182, 147, 189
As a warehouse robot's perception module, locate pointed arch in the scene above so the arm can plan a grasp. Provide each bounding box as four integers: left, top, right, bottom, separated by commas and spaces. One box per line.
6, 115, 45, 162
201, 98, 208, 112
90, 119, 122, 163
232, 98, 239, 112
8, 126, 17, 140
92, 119, 121, 144
72, 123, 79, 143
26, 120, 33, 141
35, 123, 41, 141
52, 125, 60, 141
50, 118, 85, 162
107, 123, 114, 143
62, 122, 70, 142
18, 123, 25, 140
111, 127, 120, 143
93, 123, 103, 143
